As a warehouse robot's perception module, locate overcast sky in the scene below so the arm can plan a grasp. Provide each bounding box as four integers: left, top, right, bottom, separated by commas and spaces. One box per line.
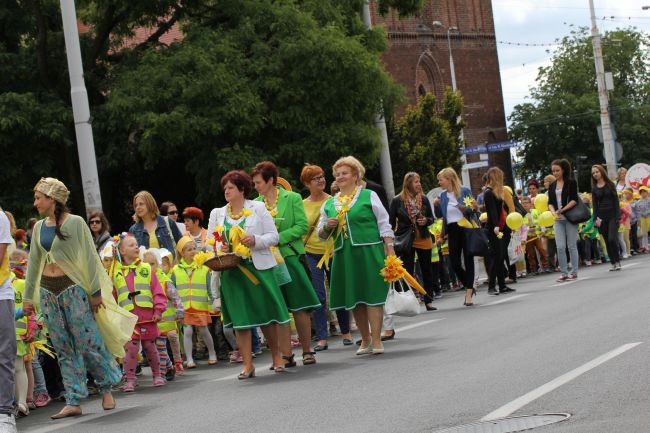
492, 0, 650, 121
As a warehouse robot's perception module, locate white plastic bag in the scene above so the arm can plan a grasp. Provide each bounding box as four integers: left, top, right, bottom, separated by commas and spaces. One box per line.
384, 280, 421, 317
508, 232, 525, 265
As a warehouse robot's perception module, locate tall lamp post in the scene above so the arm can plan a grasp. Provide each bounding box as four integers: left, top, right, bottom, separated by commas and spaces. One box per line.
432, 21, 471, 189
60, 0, 103, 216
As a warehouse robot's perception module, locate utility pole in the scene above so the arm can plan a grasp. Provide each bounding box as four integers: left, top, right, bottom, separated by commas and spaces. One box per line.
588, 0, 617, 180
362, 1, 395, 199
60, 0, 103, 216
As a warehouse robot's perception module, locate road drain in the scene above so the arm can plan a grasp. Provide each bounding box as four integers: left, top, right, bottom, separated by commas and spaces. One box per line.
433, 413, 571, 433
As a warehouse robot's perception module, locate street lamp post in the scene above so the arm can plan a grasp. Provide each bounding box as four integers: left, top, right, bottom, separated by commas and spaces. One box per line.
433, 21, 471, 189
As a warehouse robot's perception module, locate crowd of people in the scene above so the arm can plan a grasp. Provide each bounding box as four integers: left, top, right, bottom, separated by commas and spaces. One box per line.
0, 157, 648, 430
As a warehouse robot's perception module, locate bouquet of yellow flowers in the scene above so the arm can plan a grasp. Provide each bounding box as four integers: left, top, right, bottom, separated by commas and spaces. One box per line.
379, 255, 426, 295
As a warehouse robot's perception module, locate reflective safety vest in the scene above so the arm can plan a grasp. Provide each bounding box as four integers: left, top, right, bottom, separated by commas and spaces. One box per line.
173, 264, 210, 313
113, 262, 154, 311
13, 275, 27, 338
156, 269, 177, 333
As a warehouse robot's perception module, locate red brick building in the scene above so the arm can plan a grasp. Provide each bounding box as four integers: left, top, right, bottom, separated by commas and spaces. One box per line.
371, 0, 512, 190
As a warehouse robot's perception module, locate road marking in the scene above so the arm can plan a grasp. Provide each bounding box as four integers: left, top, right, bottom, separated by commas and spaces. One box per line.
25, 407, 135, 433
550, 276, 591, 287
395, 318, 445, 333
481, 294, 529, 307
619, 262, 639, 270
212, 372, 243, 382
481, 342, 642, 421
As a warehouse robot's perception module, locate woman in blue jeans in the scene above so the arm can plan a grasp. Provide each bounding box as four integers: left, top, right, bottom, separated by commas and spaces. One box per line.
548, 159, 580, 281
300, 165, 352, 351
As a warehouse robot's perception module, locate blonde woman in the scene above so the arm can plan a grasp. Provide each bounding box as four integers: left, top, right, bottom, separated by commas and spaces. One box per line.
129, 191, 183, 259
317, 156, 394, 355
435, 168, 476, 306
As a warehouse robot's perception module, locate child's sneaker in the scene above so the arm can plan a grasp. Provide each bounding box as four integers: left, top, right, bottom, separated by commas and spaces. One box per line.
174, 362, 184, 374
229, 351, 243, 363
34, 393, 51, 408
26, 399, 36, 410
122, 381, 135, 393
153, 376, 166, 387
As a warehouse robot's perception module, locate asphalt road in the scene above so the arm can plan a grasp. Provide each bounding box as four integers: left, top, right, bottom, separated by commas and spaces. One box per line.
17, 254, 650, 433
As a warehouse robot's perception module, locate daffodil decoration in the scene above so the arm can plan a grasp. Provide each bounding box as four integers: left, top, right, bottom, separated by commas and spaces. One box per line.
270, 209, 278, 217
243, 209, 252, 217
497, 232, 504, 239
194, 251, 214, 267
380, 255, 407, 283
233, 244, 252, 259
335, 186, 358, 239
214, 225, 224, 233
463, 196, 476, 208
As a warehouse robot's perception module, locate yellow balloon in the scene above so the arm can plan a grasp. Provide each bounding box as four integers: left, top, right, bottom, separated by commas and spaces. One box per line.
479, 212, 488, 223
534, 194, 549, 212
538, 211, 554, 228
506, 212, 523, 230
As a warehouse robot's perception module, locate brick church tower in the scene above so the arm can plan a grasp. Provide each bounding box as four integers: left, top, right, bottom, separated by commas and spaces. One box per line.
371, 0, 512, 190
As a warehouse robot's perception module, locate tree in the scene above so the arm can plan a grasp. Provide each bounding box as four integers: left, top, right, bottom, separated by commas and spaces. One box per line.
389, 89, 463, 191
509, 27, 650, 190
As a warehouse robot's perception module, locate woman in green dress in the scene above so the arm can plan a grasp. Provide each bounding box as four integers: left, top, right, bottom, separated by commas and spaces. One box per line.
206, 170, 290, 379
317, 156, 395, 355
252, 161, 321, 367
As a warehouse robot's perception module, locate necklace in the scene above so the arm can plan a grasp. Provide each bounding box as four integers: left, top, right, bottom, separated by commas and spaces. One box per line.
264, 188, 280, 217
336, 186, 358, 211
227, 203, 245, 220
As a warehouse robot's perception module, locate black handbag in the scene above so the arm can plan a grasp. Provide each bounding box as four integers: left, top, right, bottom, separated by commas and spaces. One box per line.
464, 226, 490, 257
564, 200, 590, 224
394, 225, 415, 256
287, 242, 312, 280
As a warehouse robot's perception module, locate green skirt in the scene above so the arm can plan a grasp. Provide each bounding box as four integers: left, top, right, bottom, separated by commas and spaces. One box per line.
220, 261, 291, 330
329, 240, 389, 310
279, 255, 321, 312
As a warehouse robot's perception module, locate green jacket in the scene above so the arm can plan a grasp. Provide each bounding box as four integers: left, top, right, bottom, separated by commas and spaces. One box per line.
256, 188, 308, 257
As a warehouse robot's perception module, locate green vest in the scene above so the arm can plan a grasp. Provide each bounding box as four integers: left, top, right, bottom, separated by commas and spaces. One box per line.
156, 269, 177, 333
13, 276, 27, 338
173, 262, 210, 312
113, 262, 154, 311
323, 189, 382, 252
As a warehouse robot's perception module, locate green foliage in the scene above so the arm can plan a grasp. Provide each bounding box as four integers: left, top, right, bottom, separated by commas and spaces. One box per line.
389, 90, 463, 191
0, 0, 404, 228
509, 27, 650, 189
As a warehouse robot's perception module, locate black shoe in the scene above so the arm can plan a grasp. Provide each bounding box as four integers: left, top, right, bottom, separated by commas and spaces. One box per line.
488, 289, 500, 296
500, 286, 516, 293
425, 303, 437, 311
165, 367, 176, 382
380, 330, 396, 341
356, 339, 362, 346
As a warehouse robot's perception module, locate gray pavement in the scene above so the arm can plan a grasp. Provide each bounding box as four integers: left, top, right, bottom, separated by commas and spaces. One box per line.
17, 254, 650, 433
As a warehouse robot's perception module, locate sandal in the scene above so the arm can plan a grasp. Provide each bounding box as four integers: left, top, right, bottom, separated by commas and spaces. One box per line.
302, 351, 316, 365
282, 353, 296, 368
274, 365, 287, 373
50, 405, 82, 419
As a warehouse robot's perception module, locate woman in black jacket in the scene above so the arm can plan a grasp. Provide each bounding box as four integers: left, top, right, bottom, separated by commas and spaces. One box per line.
88, 211, 111, 254
548, 159, 580, 281
483, 167, 512, 299
389, 172, 437, 310
591, 164, 622, 271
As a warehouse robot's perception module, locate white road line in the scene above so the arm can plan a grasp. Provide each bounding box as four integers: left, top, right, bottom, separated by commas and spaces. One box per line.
395, 318, 445, 333
212, 372, 243, 382
25, 407, 135, 433
481, 342, 642, 421
619, 262, 639, 270
551, 276, 591, 287
480, 294, 529, 307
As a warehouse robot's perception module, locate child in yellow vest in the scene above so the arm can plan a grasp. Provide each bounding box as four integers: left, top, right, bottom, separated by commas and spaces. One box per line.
13, 273, 29, 416
159, 248, 185, 373
112, 234, 167, 392
171, 236, 217, 368
140, 247, 184, 380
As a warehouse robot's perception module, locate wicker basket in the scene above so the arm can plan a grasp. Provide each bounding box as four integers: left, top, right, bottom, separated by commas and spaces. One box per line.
204, 254, 242, 271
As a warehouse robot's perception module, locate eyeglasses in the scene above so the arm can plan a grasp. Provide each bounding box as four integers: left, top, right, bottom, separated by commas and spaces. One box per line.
89, 220, 101, 225
168, 211, 178, 215
311, 175, 325, 182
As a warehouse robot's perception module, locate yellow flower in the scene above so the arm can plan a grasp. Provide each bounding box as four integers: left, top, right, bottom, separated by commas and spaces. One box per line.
207, 238, 216, 246
243, 209, 253, 217
233, 244, 252, 258
463, 196, 475, 207
214, 225, 224, 233
194, 251, 214, 266
497, 232, 504, 239
271, 209, 278, 217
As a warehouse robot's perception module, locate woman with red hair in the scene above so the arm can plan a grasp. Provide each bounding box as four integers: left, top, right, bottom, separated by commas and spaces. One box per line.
182, 207, 207, 250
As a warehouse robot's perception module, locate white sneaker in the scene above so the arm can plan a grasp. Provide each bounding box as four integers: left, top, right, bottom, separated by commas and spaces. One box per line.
0, 414, 16, 433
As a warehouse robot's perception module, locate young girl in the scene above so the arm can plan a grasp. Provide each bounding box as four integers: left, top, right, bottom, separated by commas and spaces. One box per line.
171, 236, 217, 368
159, 248, 185, 373
13, 273, 29, 416
113, 234, 167, 391
637, 186, 650, 252
140, 248, 184, 380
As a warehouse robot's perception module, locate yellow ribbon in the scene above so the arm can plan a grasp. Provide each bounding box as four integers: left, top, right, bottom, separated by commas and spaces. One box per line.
237, 264, 260, 285
33, 340, 56, 358
317, 209, 349, 271
403, 271, 427, 296
227, 225, 259, 285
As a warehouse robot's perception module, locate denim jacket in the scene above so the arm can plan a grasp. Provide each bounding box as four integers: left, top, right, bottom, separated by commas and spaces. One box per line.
129, 215, 183, 258
436, 187, 475, 231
